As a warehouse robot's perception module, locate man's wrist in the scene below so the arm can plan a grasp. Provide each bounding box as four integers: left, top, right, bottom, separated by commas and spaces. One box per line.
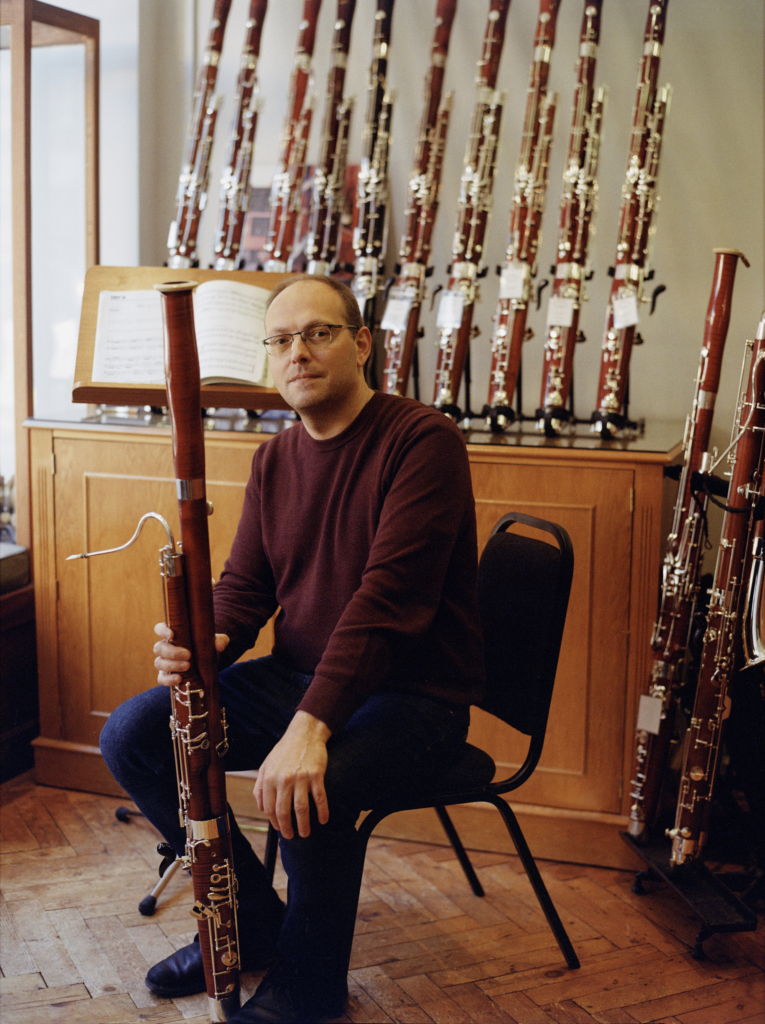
293, 709, 332, 742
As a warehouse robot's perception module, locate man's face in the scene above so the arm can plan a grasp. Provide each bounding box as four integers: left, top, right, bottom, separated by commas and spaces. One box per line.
264, 281, 368, 417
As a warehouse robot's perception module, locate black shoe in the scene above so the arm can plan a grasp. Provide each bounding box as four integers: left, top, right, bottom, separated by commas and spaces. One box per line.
145, 935, 206, 998
145, 904, 285, 999
225, 962, 346, 1023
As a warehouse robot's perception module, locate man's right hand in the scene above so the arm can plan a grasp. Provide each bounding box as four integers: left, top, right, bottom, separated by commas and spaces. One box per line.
153, 622, 229, 687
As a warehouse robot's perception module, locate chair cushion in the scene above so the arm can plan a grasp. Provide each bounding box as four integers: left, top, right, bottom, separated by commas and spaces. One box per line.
437, 743, 496, 792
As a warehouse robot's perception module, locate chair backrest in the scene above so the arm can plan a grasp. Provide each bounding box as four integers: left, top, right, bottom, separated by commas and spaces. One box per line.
477, 512, 574, 741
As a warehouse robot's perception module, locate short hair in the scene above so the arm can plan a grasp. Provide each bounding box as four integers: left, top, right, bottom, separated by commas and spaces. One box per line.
265, 274, 364, 334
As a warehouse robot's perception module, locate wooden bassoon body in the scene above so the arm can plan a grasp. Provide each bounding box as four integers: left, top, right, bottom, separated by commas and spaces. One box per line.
379, 0, 456, 398
68, 281, 242, 1021
213, 0, 269, 271
263, 0, 322, 272
431, 0, 510, 419
304, 0, 357, 275
168, 0, 232, 269
536, 0, 604, 437
482, 0, 560, 431
590, 0, 670, 438
350, 0, 396, 330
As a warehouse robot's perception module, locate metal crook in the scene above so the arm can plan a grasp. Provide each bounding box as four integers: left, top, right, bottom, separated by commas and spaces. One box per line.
67, 511, 176, 561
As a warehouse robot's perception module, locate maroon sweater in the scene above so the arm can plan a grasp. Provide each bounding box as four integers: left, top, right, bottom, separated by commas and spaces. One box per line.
213, 391, 484, 734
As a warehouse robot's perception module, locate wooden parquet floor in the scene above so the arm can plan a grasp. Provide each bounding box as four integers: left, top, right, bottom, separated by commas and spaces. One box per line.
0, 773, 762, 1024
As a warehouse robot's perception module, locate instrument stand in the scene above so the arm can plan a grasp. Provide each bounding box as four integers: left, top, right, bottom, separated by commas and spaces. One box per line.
115, 807, 184, 915
620, 832, 757, 959
587, 366, 643, 438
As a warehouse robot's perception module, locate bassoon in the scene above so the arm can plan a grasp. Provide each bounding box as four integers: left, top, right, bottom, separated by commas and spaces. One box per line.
213, 0, 269, 271
482, 0, 560, 431
627, 248, 749, 843
668, 310, 765, 868
380, 0, 456, 398
591, 0, 670, 438
305, 0, 357, 275
350, 0, 396, 328
536, 0, 605, 437
432, 0, 510, 418
68, 282, 242, 1021
263, 0, 323, 272
168, 0, 233, 269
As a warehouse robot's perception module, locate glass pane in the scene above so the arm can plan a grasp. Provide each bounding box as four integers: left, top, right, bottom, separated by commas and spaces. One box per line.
0, 48, 13, 481
31, 41, 87, 423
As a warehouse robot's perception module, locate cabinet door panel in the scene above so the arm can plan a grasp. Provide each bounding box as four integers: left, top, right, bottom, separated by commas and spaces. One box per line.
469, 460, 633, 813
54, 435, 271, 746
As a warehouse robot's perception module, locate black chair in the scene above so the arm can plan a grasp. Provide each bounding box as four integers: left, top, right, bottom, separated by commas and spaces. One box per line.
263, 510, 580, 970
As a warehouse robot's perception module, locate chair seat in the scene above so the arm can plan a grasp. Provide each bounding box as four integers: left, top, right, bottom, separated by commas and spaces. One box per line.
436, 742, 496, 794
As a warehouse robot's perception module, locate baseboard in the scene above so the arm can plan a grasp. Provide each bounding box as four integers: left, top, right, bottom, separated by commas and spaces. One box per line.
32, 736, 125, 797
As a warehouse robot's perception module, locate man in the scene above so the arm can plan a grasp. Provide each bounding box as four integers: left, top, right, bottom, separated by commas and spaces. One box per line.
100, 274, 484, 1022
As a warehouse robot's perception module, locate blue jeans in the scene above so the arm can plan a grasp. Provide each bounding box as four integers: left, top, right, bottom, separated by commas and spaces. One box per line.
100, 656, 469, 1008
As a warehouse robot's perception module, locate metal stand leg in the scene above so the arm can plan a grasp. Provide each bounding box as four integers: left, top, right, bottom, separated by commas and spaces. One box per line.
139, 856, 184, 916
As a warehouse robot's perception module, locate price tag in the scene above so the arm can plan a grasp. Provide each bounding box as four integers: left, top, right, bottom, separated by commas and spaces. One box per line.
546, 296, 575, 328
436, 291, 464, 329
613, 294, 640, 329
380, 293, 413, 332
499, 264, 527, 300
636, 694, 663, 736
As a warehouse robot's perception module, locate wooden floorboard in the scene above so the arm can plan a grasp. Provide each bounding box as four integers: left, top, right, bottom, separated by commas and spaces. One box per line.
0, 772, 762, 1023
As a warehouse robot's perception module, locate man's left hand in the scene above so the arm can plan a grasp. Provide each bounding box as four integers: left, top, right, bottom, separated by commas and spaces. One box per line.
253, 710, 332, 839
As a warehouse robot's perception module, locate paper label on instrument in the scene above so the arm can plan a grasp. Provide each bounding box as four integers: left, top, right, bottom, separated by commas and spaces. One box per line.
436, 291, 464, 329
637, 694, 663, 735
499, 264, 527, 300
613, 294, 640, 329
380, 293, 413, 333
547, 296, 575, 328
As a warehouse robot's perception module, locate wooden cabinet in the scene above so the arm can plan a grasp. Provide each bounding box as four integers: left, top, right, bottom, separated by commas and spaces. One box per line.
29, 419, 681, 868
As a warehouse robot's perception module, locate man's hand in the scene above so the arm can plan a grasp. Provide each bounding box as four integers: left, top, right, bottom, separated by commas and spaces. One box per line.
254, 710, 332, 840
153, 622, 229, 687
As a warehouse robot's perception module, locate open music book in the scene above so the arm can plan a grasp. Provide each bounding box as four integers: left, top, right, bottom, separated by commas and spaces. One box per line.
91, 278, 273, 388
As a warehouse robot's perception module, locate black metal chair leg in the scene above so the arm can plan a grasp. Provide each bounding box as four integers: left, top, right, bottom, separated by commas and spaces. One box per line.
490, 796, 580, 969
434, 805, 485, 897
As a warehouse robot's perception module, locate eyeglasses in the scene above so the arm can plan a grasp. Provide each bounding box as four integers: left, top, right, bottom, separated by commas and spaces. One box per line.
262, 324, 356, 355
